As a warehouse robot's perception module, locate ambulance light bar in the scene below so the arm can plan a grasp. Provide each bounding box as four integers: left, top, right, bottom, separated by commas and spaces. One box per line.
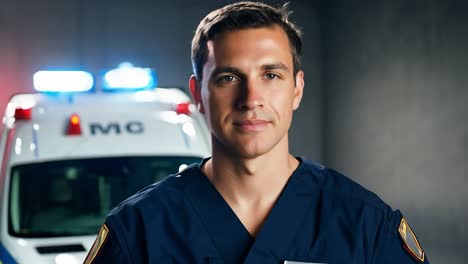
102, 62, 157, 91
66, 114, 82, 136
33, 71, 94, 92
176, 103, 194, 115
14, 108, 32, 121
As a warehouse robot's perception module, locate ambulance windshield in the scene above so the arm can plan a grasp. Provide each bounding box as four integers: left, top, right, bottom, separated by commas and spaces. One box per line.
8, 156, 201, 238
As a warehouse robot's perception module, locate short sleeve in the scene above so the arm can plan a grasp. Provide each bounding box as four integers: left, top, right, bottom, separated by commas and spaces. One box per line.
84, 222, 131, 264
373, 210, 429, 264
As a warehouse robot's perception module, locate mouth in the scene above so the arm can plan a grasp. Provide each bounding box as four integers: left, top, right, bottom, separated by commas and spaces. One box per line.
233, 119, 270, 132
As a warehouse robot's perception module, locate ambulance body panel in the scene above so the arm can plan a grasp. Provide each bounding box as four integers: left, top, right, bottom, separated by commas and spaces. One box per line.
0, 88, 211, 263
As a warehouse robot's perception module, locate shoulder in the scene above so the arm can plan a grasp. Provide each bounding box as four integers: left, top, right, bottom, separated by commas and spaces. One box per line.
297, 158, 393, 216
90, 163, 203, 262
298, 159, 430, 263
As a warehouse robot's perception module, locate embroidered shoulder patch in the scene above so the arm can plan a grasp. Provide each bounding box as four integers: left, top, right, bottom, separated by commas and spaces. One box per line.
398, 218, 424, 262
84, 224, 109, 264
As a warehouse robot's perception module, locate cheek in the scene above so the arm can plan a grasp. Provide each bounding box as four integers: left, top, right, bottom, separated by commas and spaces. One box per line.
270, 91, 295, 114
207, 88, 235, 110
203, 91, 230, 122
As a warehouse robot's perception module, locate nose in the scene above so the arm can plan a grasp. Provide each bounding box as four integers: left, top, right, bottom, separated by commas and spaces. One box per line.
236, 79, 264, 110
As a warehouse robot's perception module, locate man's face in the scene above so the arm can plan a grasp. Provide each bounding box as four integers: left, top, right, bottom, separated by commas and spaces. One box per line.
190, 25, 304, 159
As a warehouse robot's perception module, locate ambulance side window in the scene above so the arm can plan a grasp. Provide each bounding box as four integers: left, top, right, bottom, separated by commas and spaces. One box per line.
98, 175, 112, 216
8, 156, 202, 238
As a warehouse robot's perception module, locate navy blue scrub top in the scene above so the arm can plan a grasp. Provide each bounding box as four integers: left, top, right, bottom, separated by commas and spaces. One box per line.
85, 158, 429, 264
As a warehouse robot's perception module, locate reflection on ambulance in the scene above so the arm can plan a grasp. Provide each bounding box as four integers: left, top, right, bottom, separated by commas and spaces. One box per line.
0, 63, 210, 263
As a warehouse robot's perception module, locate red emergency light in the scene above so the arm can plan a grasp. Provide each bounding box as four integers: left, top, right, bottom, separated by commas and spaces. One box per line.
66, 114, 82, 136
14, 107, 32, 121
176, 103, 193, 115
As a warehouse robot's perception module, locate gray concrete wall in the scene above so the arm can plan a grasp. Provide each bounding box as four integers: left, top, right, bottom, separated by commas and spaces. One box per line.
323, 0, 468, 262
288, 0, 323, 162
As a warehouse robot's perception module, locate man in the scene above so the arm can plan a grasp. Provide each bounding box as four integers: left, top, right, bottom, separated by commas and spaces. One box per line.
85, 2, 429, 263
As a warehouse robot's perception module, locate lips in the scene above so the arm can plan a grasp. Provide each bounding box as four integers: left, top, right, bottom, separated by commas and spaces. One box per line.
236, 119, 269, 125
233, 119, 270, 131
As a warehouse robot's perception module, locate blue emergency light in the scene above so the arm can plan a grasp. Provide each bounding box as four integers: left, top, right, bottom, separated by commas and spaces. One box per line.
33, 70, 94, 92
102, 62, 157, 91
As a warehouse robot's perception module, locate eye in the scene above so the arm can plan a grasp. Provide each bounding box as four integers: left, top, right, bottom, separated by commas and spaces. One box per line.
216, 75, 239, 84
223, 75, 236, 82
265, 73, 279, 80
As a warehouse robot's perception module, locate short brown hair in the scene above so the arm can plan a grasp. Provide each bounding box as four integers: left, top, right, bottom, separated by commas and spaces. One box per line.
191, 1, 302, 81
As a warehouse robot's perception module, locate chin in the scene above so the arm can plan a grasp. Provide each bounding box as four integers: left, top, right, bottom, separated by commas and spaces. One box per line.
212, 132, 282, 159
230, 143, 273, 159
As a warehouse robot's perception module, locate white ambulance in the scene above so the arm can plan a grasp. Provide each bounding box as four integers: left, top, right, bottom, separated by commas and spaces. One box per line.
0, 64, 211, 263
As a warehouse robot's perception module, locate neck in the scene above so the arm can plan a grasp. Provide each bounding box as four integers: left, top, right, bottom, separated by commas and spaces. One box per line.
203, 135, 299, 206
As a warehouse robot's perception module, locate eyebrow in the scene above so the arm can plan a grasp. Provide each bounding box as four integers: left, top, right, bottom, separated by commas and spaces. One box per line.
261, 63, 290, 72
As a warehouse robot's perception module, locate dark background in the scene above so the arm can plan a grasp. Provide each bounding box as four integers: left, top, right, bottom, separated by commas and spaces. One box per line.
1, 0, 467, 262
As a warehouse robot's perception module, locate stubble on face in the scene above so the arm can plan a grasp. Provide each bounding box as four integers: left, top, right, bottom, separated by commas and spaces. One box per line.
199, 25, 304, 160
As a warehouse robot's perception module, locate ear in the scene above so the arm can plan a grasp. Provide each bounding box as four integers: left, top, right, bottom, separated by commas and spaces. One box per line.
292, 70, 304, 110
189, 75, 205, 114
